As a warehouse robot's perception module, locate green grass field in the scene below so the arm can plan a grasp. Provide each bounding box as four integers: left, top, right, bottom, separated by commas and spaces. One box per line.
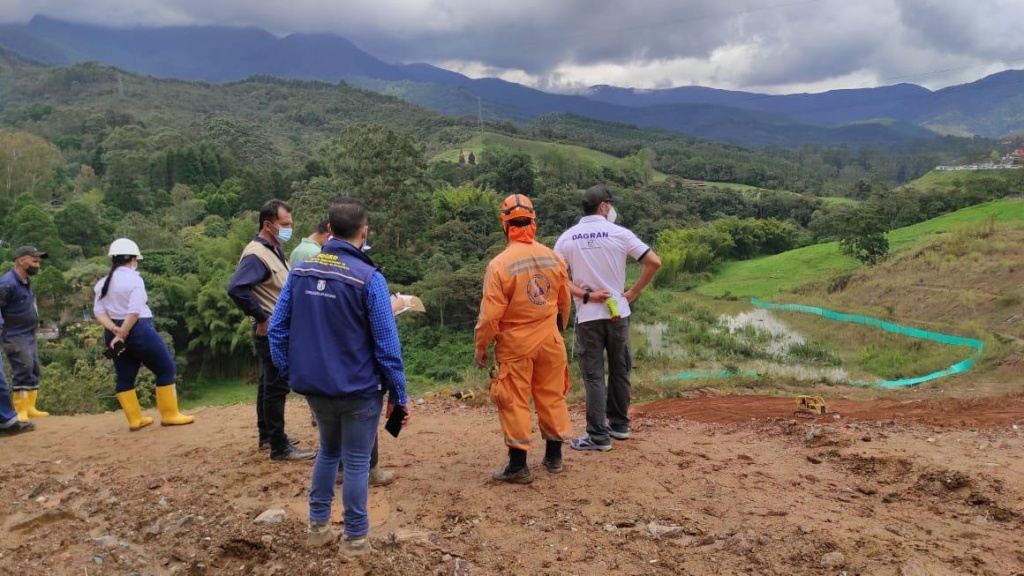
702, 181, 797, 197
701, 182, 855, 208
180, 378, 253, 410
697, 199, 1024, 298
821, 196, 860, 207
432, 132, 669, 182
702, 181, 765, 193
902, 168, 1020, 192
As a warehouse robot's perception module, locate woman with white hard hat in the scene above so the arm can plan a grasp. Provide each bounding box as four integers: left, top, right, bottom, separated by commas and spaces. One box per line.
93, 238, 194, 431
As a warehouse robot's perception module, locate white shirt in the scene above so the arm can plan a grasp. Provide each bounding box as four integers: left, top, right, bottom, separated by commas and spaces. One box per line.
93, 267, 154, 320
554, 215, 650, 324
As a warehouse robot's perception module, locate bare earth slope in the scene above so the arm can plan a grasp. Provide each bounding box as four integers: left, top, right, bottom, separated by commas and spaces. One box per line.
2, 397, 1023, 575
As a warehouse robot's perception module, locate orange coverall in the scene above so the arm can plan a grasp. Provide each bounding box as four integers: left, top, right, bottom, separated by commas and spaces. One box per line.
475, 234, 573, 450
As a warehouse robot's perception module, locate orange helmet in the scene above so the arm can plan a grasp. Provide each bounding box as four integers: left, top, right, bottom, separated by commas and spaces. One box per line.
500, 194, 535, 222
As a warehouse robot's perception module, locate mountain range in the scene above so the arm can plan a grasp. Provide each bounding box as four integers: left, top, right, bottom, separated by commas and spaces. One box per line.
2, 16, 1022, 147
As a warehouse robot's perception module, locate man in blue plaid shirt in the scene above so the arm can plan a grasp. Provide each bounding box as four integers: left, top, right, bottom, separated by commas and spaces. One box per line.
269, 197, 411, 557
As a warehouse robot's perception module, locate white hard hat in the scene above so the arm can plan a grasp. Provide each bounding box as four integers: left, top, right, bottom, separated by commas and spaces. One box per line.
108, 238, 143, 260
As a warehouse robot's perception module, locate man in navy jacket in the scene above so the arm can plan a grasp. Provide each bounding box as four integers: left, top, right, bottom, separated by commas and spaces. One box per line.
269, 197, 411, 556
0, 246, 49, 421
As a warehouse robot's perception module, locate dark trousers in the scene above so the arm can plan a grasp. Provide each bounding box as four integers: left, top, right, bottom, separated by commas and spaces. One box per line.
253, 328, 291, 453
573, 317, 632, 444
1, 333, 41, 391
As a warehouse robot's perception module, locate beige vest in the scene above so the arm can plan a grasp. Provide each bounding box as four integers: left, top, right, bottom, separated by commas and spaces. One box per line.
239, 240, 290, 316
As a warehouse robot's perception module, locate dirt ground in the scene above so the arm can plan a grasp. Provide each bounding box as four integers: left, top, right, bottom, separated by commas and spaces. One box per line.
2, 393, 1023, 576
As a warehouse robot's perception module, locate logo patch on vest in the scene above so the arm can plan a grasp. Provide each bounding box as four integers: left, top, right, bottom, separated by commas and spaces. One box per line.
526, 274, 551, 306
317, 280, 326, 291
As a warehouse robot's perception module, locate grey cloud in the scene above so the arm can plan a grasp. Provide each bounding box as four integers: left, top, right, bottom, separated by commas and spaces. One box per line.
4, 0, 1023, 91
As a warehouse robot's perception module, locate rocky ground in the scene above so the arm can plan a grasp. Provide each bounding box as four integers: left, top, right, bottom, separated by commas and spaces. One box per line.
1, 392, 1023, 575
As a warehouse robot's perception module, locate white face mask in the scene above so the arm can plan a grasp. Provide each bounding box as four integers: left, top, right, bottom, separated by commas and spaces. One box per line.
606, 205, 618, 224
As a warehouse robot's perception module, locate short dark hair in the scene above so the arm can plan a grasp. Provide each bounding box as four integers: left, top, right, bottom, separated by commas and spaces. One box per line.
315, 218, 330, 235
328, 198, 368, 239
259, 199, 292, 229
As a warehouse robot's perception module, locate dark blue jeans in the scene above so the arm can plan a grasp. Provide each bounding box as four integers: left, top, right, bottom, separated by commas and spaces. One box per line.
2, 333, 40, 391
306, 393, 383, 538
105, 319, 176, 392
0, 368, 16, 426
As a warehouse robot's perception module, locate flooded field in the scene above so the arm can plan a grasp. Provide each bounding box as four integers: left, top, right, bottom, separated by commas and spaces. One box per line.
635, 303, 851, 384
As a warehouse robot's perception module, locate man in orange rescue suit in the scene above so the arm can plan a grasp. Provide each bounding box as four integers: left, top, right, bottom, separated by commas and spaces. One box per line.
474, 193, 573, 484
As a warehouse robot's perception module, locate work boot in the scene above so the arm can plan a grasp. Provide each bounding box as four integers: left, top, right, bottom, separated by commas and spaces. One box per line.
271, 445, 316, 462
339, 534, 372, 557
493, 465, 533, 484
155, 384, 195, 426
543, 440, 563, 473
25, 390, 48, 418
0, 421, 36, 436
116, 389, 154, 431
494, 447, 531, 483
259, 436, 300, 451
369, 467, 397, 486
12, 392, 28, 423
542, 457, 563, 474
306, 521, 335, 548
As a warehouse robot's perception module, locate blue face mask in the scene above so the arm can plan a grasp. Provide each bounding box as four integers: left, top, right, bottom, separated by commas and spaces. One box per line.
276, 226, 293, 243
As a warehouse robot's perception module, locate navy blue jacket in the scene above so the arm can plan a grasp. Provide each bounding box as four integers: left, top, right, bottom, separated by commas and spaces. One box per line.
0, 270, 39, 337
269, 239, 408, 402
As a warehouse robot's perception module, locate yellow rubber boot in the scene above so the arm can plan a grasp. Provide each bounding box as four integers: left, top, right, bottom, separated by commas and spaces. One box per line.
155, 385, 194, 426
116, 389, 154, 431
13, 391, 29, 423
25, 390, 49, 418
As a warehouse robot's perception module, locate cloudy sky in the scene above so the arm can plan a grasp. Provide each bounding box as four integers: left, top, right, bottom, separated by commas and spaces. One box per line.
5, 0, 1024, 94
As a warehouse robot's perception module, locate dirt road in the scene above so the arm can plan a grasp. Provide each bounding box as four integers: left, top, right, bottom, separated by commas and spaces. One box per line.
1, 395, 1023, 575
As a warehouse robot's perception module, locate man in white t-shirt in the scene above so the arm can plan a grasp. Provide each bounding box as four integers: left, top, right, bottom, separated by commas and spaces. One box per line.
554, 184, 661, 451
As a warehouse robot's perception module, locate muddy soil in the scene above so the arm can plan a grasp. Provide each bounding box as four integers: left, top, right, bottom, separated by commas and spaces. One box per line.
2, 396, 1023, 575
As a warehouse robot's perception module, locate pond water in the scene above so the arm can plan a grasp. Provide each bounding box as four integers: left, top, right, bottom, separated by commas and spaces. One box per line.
635, 307, 850, 384
719, 308, 804, 357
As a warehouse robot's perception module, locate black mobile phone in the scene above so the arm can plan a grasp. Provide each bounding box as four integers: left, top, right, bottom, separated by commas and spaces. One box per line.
384, 404, 407, 438
103, 340, 126, 359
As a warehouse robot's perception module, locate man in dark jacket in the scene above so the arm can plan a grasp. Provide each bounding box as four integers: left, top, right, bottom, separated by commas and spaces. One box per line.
0, 246, 49, 422
227, 199, 313, 462
269, 197, 411, 557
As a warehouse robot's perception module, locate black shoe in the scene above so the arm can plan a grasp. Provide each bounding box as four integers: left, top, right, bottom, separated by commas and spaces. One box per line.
0, 421, 35, 436
542, 457, 563, 474
493, 465, 533, 484
259, 435, 300, 451
270, 446, 316, 462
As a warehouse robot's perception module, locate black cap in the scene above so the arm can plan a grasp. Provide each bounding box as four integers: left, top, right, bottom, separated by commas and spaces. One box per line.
582, 184, 622, 208
13, 246, 48, 260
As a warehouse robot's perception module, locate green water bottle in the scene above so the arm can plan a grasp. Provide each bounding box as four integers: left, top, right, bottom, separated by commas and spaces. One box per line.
606, 298, 620, 321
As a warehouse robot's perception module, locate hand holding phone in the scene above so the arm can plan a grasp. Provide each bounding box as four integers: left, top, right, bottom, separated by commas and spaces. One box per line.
103, 339, 126, 359
384, 404, 409, 437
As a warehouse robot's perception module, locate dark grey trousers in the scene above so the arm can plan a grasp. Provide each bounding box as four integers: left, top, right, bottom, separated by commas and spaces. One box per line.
573, 317, 632, 444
